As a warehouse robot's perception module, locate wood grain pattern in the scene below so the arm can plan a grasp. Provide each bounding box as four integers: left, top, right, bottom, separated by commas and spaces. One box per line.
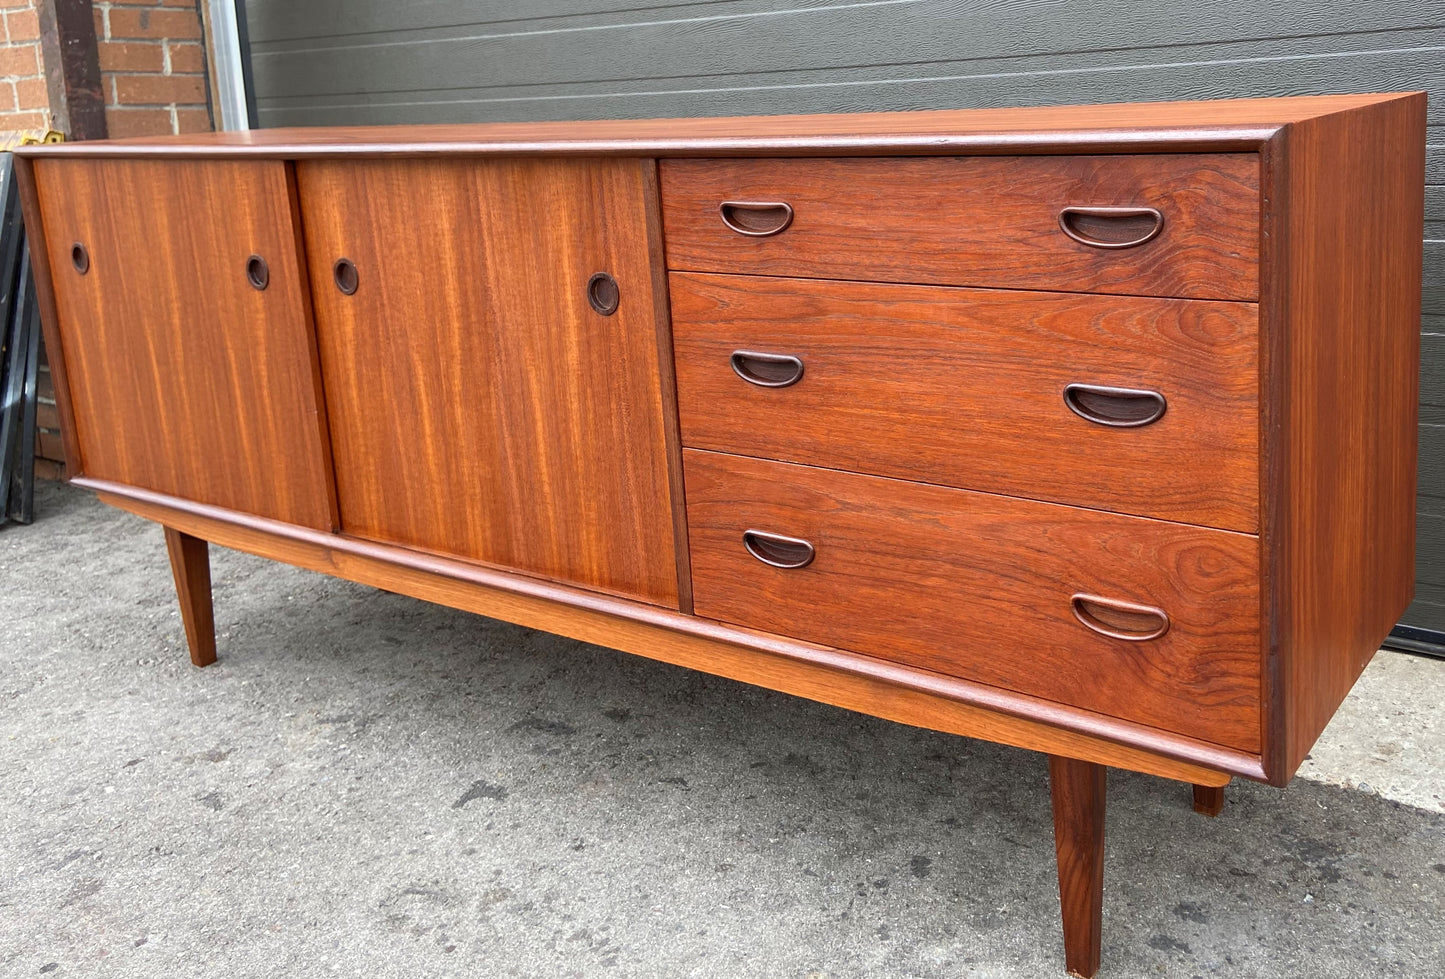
1192, 782, 1226, 817
1262, 92, 1425, 782
13, 92, 1425, 979
1049, 755, 1106, 979
641, 161, 695, 613
11, 94, 1414, 160
296, 157, 680, 607
684, 450, 1261, 750
87, 477, 1243, 786
164, 526, 215, 667
30, 158, 336, 530
660, 154, 1260, 301
671, 273, 1259, 531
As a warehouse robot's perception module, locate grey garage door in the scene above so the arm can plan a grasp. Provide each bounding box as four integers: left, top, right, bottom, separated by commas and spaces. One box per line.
243, 0, 1445, 640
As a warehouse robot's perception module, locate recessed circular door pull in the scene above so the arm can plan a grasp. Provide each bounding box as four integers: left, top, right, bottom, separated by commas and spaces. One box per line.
333, 257, 359, 295
70, 242, 89, 274
587, 272, 620, 315
1071, 594, 1170, 641
742, 529, 816, 569
719, 201, 794, 237
730, 350, 804, 388
245, 254, 269, 291
1063, 383, 1167, 428
1058, 206, 1164, 249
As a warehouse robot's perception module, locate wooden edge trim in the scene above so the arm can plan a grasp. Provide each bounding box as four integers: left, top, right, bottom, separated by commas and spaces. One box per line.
13, 127, 1283, 161
83, 477, 1252, 787
640, 159, 694, 614
12, 155, 83, 477
1257, 128, 1290, 787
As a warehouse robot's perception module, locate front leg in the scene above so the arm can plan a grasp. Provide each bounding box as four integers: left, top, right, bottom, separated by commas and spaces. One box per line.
1192, 781, 1227, 817
164, 526, 216, 667
1049, 754, 1107, 978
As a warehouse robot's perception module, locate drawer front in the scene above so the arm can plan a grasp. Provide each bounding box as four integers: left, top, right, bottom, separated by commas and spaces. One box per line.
661, 155, 1259, 301
685, 450, 1261, 751
672, 273, 1259, 531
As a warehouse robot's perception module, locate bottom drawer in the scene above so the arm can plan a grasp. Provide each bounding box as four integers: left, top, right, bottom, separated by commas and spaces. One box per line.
684, 450, 1261, 751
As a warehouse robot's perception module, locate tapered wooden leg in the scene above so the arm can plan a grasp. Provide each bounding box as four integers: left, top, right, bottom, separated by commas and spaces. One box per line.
1192, 781, 1227, 817
164, 526, 216, 667
1049, 755, 1106, 979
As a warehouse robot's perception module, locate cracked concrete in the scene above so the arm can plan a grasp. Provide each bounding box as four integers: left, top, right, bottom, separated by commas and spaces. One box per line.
2, 481, 1443, 978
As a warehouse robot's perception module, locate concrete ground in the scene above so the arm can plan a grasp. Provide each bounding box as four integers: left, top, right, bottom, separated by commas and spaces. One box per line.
2, 481, 1443, 979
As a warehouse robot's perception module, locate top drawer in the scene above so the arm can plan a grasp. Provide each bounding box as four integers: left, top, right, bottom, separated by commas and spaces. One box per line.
660, 155, 1259, 301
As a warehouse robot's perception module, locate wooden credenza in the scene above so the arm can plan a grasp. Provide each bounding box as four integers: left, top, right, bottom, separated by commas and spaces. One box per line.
16, 93, 1424, 977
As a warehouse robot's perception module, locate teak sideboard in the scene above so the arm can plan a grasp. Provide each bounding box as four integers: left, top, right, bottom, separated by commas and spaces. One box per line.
16, 93, 1424, 977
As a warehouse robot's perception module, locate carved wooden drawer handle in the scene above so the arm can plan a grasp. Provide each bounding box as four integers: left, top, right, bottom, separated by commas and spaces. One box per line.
743, 530, 815, 569
730, 350, 804, 388
1063, 383, 1167, 428
1058, 206, 1164, 249
719, 201, 794, 237
1071, 594, 1170, 641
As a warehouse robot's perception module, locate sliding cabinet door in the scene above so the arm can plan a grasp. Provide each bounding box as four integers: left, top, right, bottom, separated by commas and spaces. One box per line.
35, 158, 336, 529
298, 158, 682, 607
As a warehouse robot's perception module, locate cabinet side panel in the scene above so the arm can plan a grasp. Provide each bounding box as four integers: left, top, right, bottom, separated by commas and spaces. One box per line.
13, 155, 82, 476
1274, 94, 1425, 780
298, 158, 680, 607
32, 158, 336, 530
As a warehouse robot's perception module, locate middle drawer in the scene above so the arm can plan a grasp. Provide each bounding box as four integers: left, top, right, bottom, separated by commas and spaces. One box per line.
672, 273, 1259, 532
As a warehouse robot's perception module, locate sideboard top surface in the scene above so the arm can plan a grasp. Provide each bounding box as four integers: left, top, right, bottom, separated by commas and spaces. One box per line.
13, 93, 1420, 159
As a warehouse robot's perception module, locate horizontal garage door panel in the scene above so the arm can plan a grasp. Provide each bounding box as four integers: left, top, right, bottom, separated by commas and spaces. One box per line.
244, 0, 1445, 640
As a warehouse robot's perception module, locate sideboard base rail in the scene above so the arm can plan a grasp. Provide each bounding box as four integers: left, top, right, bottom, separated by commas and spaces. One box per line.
117, 478, 1236, 979
79, 476, 1252, 788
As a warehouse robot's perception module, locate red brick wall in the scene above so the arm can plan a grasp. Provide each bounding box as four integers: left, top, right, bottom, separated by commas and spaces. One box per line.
0, 1, 47, 135
94, 0, 211, 136
1, 0, 214, 140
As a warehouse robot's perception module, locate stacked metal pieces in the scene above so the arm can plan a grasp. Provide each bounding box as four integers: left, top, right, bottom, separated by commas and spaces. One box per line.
0, 151, 41, 526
